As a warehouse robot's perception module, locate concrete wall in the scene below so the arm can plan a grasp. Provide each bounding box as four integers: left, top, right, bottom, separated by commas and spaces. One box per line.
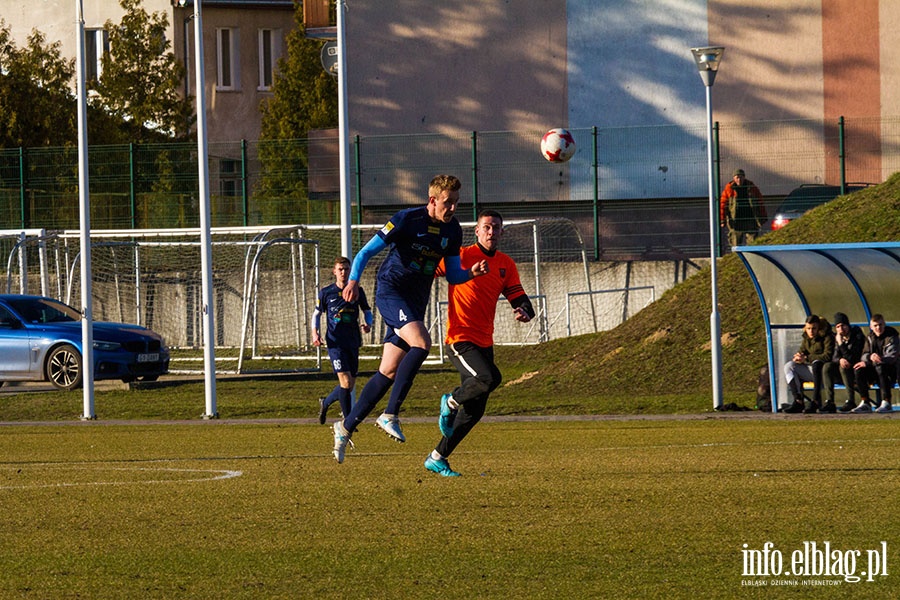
342, 1, 899, 196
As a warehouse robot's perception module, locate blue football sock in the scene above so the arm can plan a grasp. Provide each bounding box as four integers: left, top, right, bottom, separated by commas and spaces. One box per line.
343, 371, 393, 432
323, 384, 342, 409
337, 387, 352, 417
385, 347, 429, 415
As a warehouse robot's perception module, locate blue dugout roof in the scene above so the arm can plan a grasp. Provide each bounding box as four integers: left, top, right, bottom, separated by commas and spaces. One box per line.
734, 242, 900, 411
735, 242, 900, 327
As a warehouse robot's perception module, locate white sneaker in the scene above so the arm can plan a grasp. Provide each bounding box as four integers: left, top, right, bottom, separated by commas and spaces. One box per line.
333, 421, 350, 463
875, 400, 893, 413
375, 413, 406, 443
851, 401, 872, 413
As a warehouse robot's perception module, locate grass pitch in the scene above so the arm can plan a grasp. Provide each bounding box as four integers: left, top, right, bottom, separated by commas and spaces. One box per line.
1, 416, 897, 599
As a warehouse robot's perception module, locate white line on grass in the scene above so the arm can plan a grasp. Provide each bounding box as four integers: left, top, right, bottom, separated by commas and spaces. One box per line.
0, 466, 242, 490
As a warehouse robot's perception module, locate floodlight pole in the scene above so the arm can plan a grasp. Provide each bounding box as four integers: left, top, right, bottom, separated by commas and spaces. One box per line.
691, 46, 725, 411
76, 0, 96, 420
192, 0, 218, 418
337, 0, 352, 258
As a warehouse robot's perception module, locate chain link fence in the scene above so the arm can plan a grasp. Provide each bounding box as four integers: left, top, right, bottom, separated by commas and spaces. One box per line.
1, 117, 897, 262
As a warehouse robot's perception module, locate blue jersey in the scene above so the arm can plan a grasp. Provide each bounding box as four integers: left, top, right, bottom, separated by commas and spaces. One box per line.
375, 205, 463, 310
315, 283, 370, 348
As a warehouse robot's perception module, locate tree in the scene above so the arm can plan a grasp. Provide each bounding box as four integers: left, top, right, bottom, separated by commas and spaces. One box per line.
257, 9, 338, 224
260, 18, 338, 140
0, 21, 77, 148
92, 0, 193, 142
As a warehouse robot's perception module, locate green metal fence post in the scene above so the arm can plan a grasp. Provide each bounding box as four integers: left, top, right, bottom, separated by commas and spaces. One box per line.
18, 147, 27, 229
241, 139, 249, 226
471, 130, 479, 220
592, 126, 600, 260
129, 143, 137, 229
838, 116, 846, 193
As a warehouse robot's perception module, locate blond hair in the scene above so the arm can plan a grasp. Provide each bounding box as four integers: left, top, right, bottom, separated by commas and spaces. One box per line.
428, 174, 461, 197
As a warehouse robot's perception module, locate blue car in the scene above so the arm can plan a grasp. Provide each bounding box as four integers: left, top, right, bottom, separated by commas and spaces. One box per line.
0, 295, 169, 390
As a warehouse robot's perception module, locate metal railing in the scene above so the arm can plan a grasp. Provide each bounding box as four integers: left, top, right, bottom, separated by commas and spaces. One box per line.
1, 116, 897, 261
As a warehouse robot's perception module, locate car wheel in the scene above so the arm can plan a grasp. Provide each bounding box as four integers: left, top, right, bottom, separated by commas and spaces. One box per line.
46, 344, 83, 391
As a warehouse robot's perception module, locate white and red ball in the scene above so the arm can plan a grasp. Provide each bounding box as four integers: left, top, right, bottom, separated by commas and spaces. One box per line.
540, 128, 576, 163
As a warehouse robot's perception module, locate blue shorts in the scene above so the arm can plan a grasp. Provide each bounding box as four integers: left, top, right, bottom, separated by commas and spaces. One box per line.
376, 288, 427, 333
327, 346, 359, 376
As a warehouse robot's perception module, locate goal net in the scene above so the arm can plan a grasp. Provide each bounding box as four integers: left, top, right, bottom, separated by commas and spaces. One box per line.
1, 218, 594, 374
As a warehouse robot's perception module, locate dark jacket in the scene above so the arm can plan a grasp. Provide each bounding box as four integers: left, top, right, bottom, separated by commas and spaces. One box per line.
832, 325, 866, 365
719, 179, 767, 232
798, 331, 834, 364
861, 325, 899, 366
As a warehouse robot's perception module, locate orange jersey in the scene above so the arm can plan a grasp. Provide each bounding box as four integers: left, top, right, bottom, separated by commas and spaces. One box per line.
436, 244, 527, 347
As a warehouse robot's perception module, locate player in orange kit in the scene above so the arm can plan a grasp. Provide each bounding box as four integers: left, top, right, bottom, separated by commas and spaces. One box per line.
426, 210, 535, 477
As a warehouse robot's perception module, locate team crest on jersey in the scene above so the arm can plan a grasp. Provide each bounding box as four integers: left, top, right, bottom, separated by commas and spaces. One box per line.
381, 221, 395, 235
499, 268, 506, 278
441, 237, 448, 249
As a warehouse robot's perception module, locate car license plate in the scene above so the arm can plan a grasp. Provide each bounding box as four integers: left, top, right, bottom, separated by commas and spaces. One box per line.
137, 353, 159, 363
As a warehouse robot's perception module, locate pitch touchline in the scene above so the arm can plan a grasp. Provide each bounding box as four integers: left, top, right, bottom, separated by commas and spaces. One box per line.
0, 466, 242, 490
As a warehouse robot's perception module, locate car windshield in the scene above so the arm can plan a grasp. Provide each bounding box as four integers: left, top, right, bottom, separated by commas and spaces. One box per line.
6, 297, 80, 324
777, 185, 864, 214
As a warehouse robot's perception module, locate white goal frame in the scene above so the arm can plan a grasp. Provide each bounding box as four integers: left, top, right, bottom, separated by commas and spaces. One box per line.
2, 218, 598, 375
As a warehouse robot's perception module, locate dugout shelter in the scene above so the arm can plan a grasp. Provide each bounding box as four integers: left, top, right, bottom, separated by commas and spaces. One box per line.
735, 242, 900, 412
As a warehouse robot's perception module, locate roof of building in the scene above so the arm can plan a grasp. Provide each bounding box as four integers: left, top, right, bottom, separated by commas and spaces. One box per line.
175, 0, 294, 9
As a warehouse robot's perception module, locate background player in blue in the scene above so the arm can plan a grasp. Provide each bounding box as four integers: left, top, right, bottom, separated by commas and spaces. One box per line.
332, 174, 488, 463
311, 256, 373, 425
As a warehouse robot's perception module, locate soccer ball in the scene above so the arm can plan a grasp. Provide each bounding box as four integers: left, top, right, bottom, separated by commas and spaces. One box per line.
540, 128, 576, 163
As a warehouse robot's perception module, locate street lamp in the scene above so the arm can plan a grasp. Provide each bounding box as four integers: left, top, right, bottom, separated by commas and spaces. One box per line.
691, 46, 724, 411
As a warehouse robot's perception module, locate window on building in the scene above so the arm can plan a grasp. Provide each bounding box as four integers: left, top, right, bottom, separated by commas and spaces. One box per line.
84, 28, 109, 82
258, 29, 282, 90
216, 28, 240, 90
220, 159, 239, 197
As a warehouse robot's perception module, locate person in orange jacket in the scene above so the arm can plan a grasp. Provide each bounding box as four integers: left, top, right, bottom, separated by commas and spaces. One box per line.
720, 168, 767, 248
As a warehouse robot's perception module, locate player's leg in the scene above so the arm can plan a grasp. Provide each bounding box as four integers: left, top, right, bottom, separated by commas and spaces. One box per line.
384, 320, 431, 416
319, 383, 341, 424
341, 343, 404, 433
319, 348, 345, 424
447, 342, 500, 403
426, 392, 488, 477
369, 293, 429, 442
426, 345, 500, 476
335, 371, 355, 417
440, 343, 500, 435
336, 348, 360, 417
333, 344, 403, 463
370, 333, 421, 443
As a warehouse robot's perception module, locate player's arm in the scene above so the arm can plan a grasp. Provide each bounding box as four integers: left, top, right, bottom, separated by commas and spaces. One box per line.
503, 261, 534, 322
344, 235, 387, 302
443, 255, 487, 284
361, 309, 374, 333
509, 294, 535, 322
311, 305, 323, 346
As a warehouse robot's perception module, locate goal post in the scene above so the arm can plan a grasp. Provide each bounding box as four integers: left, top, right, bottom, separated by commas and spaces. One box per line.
2, 218, 598, 375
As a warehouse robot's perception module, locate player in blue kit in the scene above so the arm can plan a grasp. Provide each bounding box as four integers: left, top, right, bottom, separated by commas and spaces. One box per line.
331, 174, 488, 463
311, 256, 373, 425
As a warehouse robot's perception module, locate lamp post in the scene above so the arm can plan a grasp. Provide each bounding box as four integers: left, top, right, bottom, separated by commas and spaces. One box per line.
691, 46, 724, 410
